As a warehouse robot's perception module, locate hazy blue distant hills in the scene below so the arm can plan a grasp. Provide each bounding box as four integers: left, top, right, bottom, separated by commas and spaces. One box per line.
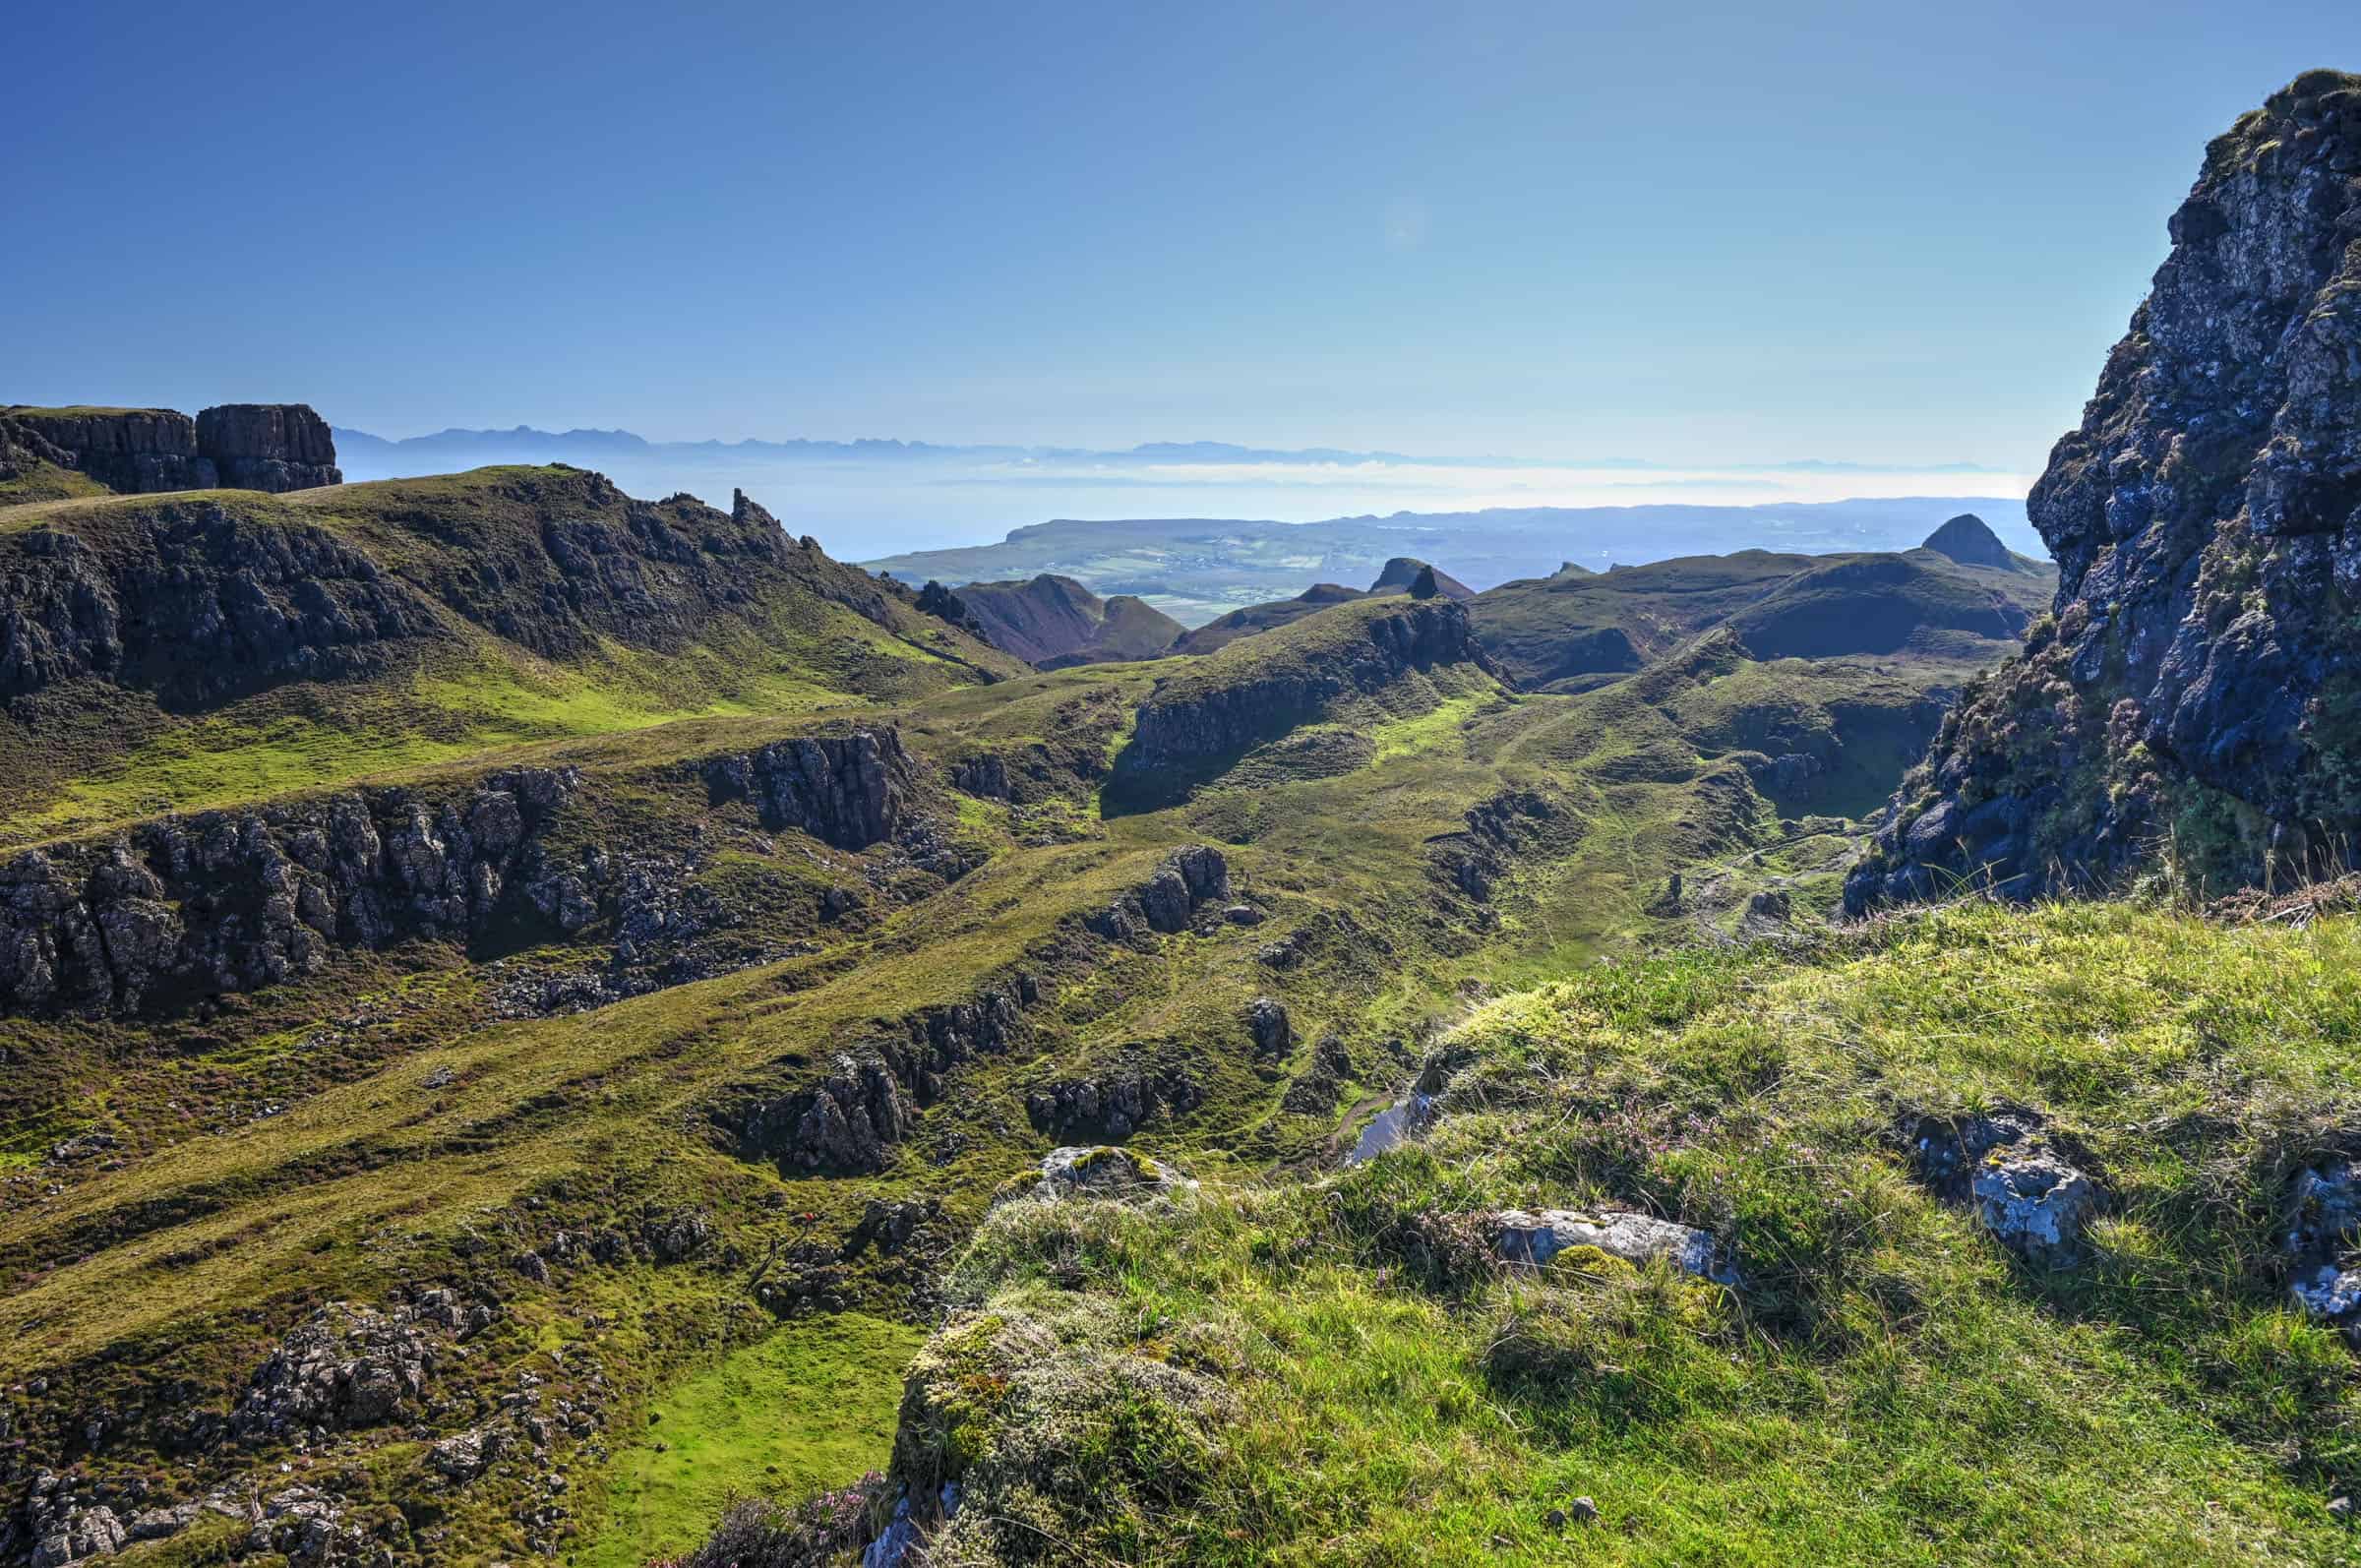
864, 497, 2041, 625
333, 425, 2019, 477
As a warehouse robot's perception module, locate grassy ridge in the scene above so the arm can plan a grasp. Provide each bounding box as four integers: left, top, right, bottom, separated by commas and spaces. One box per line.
0, 467, 1018, 844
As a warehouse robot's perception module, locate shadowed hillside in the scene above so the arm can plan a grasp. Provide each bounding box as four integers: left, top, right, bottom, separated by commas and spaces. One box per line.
936, 573, 1185, 668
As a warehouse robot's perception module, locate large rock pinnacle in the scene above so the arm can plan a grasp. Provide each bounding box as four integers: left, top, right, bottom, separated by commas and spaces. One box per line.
1849, 70, 2361, 908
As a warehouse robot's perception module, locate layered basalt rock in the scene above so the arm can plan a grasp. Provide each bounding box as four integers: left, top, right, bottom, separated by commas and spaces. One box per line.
0, 505, 435, 706
1850, 72, 2361, 907
0, 728, 930, 1016
0, 402, 341, 495
0, 768, 577, 1014
0, 407, 216, 493
703, 729, 918, 849
192, 403, 340, 491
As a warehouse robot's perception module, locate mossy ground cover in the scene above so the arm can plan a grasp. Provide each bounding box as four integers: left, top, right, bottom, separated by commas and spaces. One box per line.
578, 1314, 925, 1567
902, 900, 2361, 1565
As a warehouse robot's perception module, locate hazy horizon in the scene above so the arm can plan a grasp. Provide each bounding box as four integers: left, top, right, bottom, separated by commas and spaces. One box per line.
327, 420, 2041, 561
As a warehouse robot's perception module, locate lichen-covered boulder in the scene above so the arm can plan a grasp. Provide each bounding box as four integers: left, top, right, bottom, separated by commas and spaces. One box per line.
1001, 1145, 1197, 1207
1491, 1208, 1736, 1285
2284, 1159, 2361, 1330
1971, 1145, 2099, 1267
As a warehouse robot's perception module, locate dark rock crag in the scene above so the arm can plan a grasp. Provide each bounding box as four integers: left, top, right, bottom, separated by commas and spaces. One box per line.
0, 505, 436, 707
1850, 72, 2361, 909
0, 768, 576, 1014
709, 990, 1031, 1175
0, 403, 341, 495
192, 404, 340, 492
703, 729, 917, 850
1088, 845, 1232, 939
0, 731, 915, 1016
1026, 1063, 1205, 1142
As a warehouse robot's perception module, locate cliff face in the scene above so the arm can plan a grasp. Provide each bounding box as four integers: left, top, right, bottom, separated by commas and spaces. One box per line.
1849, 71, 2361, 907
194, 403, 340, 491
0, 729, 918, 1015
0, 504, 437, 707
0, 403, 341, 495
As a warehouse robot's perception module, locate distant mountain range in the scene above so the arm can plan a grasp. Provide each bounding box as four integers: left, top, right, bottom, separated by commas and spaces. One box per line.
331, 424, 2014, 476
863, 497, 2045, 625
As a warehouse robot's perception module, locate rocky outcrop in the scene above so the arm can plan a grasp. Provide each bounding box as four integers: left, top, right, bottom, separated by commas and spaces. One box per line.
20, 1472, 126, 1568
229, 1302, 437, 1443
1121, 598, 1486, 775
0, 403, 340, 495
1244, 996, 1292, 1055
1087, 846, 1231, 939
709, 990, 1030, 1175
1971, 1146, 2099, 1268
1850, 72, 2361, 908
0, 505, 438, 706
1025, 1064, 1204, 1142
429, 1424, 508, 1483
703, 729, 918, 849
0, 768, 575, 1014
2284, 1159, 2361, 1331
738, 1054, 914, 1176
1905, 1106, 2099, 1268
193, 403, 341, 492
1491, 1208, 1737, 1284
1427, 788, 1574, 902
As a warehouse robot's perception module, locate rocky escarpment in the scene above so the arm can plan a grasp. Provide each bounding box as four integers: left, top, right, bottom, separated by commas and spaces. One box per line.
708, 990, 1032, 1175
0, 472, 1009, 739
703, 728, 917, 850
1850, 72, 2361, 907
0, 730, 917, 1015
0, 505, 439, 706
1120, 597, 1487, 776
192, 404, 340, 492
0, 768, 577, 1014
0, 403, 340, 495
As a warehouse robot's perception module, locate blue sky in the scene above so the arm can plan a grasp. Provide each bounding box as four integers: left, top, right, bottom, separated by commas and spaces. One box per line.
8, 1, 2354, 470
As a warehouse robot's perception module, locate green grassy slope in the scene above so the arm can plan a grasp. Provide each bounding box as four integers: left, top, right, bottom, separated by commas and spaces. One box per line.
864, 899, 2361, 1566
0, 468, 2080, 1566
0, 466, 1019, 845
